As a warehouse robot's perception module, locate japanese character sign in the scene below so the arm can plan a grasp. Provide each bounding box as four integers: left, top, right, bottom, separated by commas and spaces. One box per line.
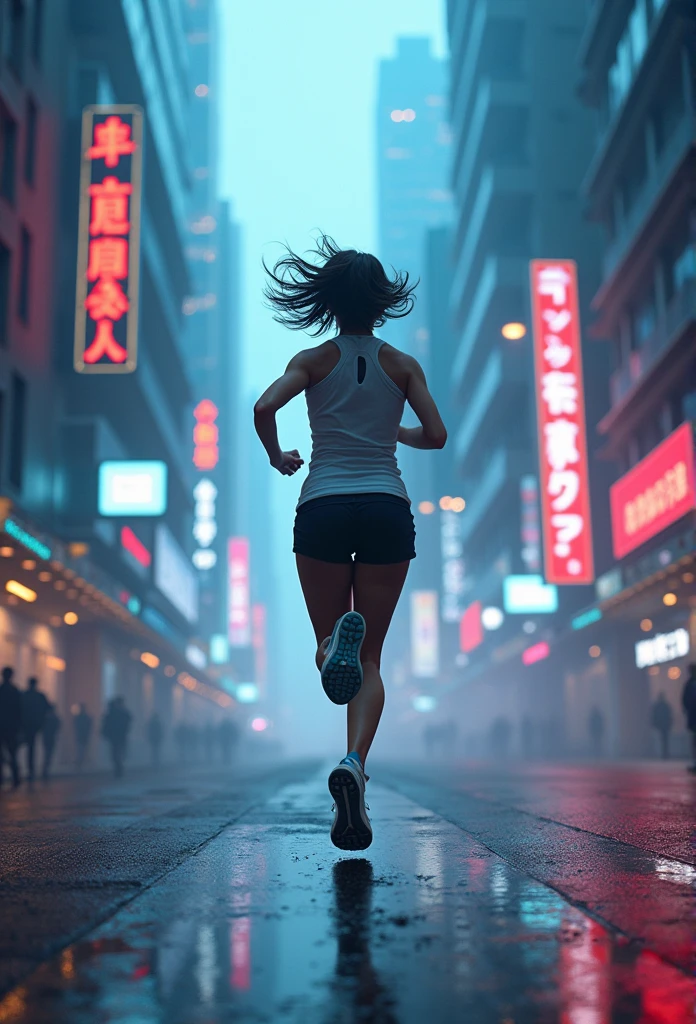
530, 260, 594, 584
74, 107, 143, 373
610, 422, 695, 559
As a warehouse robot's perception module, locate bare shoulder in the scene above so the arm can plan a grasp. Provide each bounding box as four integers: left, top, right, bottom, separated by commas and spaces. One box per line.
378, 343, 422, 392
290, 340, 340, 387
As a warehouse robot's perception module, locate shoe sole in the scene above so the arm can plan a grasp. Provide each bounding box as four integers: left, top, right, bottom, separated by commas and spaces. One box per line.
321, 612, 365, 705
328, 766, 372, 851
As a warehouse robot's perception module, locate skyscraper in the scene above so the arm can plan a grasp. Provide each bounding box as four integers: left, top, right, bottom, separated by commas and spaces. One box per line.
377, 37, 452, 366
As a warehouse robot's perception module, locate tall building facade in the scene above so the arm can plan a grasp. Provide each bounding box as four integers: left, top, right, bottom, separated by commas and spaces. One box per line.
0, 0, 234, 771
575, 0, 696, 756
442, 0, 610, 750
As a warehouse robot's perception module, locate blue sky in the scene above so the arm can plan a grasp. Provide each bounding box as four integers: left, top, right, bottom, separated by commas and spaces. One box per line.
219, 1, 447, 753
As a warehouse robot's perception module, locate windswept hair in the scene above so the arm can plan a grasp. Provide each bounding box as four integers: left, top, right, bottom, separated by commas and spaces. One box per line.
263, 235, 417, 336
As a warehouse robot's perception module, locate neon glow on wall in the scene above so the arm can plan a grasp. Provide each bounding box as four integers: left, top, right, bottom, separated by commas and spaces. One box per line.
530, 260, 594, 584
74, 107, 144, 373
228, 538, 251, 646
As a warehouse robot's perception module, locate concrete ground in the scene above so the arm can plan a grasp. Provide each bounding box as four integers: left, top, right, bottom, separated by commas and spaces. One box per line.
0, 759, 693, 1022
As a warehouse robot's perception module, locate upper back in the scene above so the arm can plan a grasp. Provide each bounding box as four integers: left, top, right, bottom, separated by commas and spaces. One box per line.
302, 336, 410, 393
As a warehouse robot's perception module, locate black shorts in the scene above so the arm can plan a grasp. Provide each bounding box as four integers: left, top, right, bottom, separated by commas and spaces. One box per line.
293, 493, 416, 565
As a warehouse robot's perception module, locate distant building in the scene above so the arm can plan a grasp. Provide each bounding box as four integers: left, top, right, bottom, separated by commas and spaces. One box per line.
377, 37, 452, 366
443, 0, 610, 746
576, 0, 696, 756
0, 0, 233, 769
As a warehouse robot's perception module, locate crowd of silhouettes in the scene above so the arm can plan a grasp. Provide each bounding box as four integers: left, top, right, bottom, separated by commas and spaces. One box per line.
0, 665, 244, 786
0, 667, 62, 786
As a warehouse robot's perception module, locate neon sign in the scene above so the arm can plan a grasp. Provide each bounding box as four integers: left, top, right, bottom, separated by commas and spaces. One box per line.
530, 260, 594, 584
193, 399, 219, 470
74, 107, 143, 373
411, 591, 439, 678
192, 478, 217, 570
610, 423, 695, 560
228, 537, 251, 646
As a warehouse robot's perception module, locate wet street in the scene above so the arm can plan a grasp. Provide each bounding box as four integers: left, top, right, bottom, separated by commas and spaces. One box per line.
0, 760, 694, 1023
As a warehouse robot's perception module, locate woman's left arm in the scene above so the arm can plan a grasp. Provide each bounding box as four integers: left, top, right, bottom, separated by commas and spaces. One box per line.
253, 353, 310, 475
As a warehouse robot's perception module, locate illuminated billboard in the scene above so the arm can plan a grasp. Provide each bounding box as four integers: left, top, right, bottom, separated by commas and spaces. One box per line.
460, 600, 483, 653
530, 260, 594, 584
411, 591, 439, 678
74, 106, 144, 373
99, 461, 167, 516
610, 422, 695, 560
154, 525, 198, 624
441, 509, 466, 622
635, 628, 689, 669
228, 538, 251, 646
503, 575, 558, 614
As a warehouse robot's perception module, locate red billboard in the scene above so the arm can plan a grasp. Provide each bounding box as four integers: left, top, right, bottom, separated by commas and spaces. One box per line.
460, 600, 483, 653
74, 107, 143, 373
228, 538, 251, 646
610, 422, 695, 560
530, 260, 594, 584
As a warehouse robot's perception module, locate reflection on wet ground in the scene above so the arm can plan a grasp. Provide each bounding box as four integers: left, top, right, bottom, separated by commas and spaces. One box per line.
0, 772, 693, 1023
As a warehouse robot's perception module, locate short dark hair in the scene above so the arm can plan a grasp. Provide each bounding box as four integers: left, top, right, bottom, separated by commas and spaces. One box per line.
28, 677, 38, 688
2, 666, 13, 681
263, 234, 417, 336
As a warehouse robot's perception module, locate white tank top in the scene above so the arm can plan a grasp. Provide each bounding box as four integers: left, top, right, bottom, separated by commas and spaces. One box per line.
297, 335, 409, 507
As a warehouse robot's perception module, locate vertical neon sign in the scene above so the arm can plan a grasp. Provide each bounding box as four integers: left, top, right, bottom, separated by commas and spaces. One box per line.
228, 538, 251, 646
74, 107, 143, 373
530, 260, 594, 585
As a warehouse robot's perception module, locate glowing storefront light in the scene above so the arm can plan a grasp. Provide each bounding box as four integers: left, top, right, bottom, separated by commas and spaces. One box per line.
99, 462, 167, 516
210, 634, 229, 665
571, 607, 602, 630
503, 575, 558, 614
3, 519, 51, 560
236, 683, 259, 704
74, 107, 143, 373
121, 526, 152, 569
635, 628, 689, 668
5, 580, 37, 603
186, 644, 207, 670
530, 260, 594, 584
481, 606, 504, 631
522, 641, 550, 666
460, 601, 483, 652
154, 525, 199, 624
413, 694, 437, 713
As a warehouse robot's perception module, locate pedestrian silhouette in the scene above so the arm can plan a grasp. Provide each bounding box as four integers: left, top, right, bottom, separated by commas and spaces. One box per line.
651, 693, 673, 760
0, 666, 21, 788
588, 705, 605, 758
101, 696, 132, 778
73, 703, 93, 770
681, 664, 696, 773
21, 677, 50, 780
41, 703, 61, 780
147, 712, 163, 767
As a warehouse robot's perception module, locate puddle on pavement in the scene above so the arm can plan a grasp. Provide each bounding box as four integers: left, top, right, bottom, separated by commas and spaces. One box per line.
0, 776, 693, 1024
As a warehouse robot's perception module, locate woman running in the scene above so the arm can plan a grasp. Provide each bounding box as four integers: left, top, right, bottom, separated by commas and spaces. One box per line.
254, 236, 447, 850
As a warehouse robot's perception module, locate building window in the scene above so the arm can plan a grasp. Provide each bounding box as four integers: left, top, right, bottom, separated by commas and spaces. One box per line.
9, 372, 26, 490
0, 108, 17, 203
24, 97, 37, 185
4, 0, 26, 79
17, 226, 30, 323
32, 0, 44, 63
608, 0, 649, 115
631, 291, 656, 348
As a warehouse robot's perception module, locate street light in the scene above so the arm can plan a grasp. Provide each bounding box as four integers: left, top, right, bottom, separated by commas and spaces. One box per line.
501, 322, 527, 340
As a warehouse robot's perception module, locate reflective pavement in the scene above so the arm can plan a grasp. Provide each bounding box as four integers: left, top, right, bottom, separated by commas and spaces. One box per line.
0, 763, 694, 1022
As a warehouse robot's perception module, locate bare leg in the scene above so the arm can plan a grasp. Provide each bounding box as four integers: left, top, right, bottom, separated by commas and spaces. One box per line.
349, 561, 409, 767
296, 554, 354, 668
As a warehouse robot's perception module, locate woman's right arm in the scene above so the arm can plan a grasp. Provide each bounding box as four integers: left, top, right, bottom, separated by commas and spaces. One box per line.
398, 356, 447, 450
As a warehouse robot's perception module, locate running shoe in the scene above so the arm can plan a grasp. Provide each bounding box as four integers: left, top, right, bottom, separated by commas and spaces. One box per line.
320, 611, 365, 705
329, 756, 372, 850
